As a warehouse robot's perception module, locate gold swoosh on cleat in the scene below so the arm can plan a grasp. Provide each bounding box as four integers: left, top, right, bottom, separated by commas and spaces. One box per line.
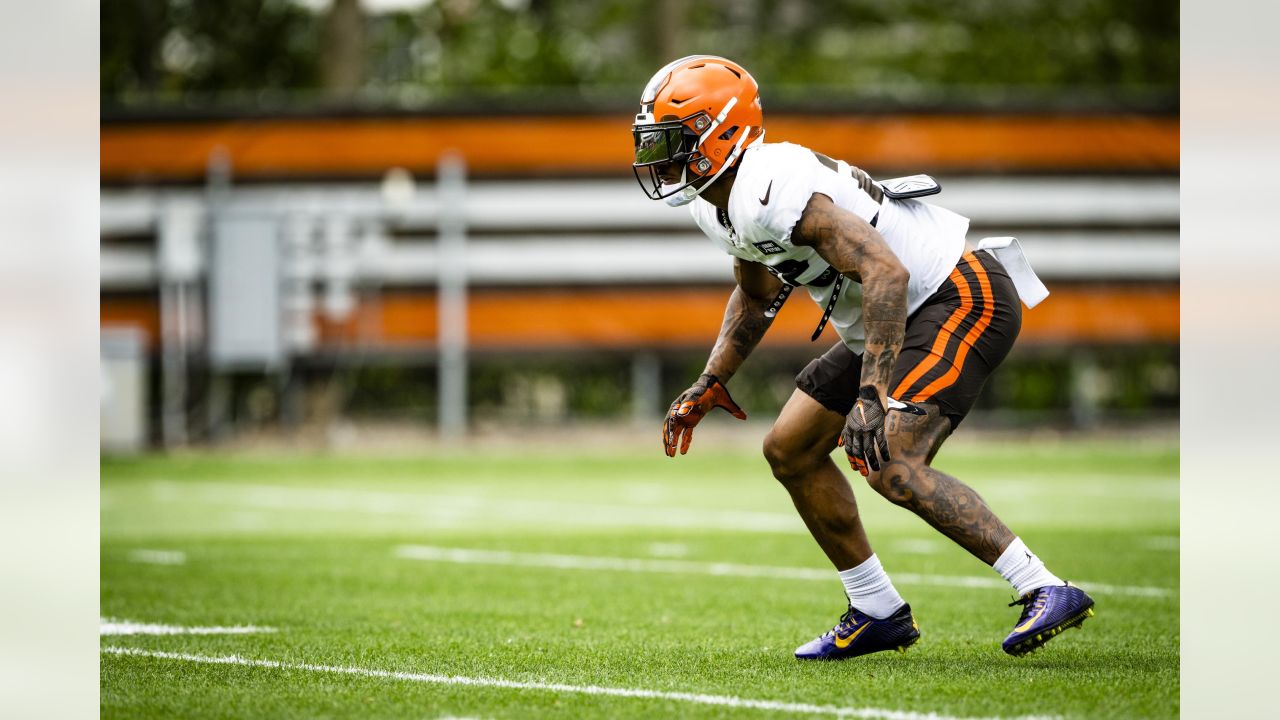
833, 622, 871, 649
1013, 606, 1047, 634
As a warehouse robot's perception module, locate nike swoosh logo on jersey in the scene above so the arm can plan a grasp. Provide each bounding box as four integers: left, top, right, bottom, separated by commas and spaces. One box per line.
759, 180, 772, 205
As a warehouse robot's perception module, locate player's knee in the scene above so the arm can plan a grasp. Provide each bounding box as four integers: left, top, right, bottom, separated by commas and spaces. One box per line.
864, 458, 918, 505
762, 430, 818, 488
761, 430, 793, 481
864, 422, 930, 502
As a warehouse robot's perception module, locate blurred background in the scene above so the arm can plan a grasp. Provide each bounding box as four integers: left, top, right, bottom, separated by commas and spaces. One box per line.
99, 0, 1178, 453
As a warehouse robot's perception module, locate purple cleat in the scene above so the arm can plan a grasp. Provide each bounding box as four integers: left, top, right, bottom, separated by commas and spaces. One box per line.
1003, 582, 1095, 657
794, 603, 920, 660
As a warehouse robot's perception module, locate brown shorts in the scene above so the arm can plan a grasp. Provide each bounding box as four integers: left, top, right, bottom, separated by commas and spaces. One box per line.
795, 249, 1022, 429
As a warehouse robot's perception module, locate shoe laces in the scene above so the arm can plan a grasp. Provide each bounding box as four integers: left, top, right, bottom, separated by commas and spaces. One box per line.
832, 605, 862, 636
1008, 588, 1048, 623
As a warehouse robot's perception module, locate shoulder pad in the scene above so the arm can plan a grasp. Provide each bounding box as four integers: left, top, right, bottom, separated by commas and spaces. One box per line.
879, 174, 941, 199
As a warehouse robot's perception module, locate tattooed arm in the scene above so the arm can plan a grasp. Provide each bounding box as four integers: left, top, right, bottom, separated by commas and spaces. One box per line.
703, 258, 784, 383
661, 259, 780, 457
790, 192, 909, 404
791, 192, 909, 473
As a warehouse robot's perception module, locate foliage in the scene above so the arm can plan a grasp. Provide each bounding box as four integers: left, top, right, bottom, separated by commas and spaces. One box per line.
212, 345, 1179, 436
102, 0, 322, 103
101, 0, 1178, 111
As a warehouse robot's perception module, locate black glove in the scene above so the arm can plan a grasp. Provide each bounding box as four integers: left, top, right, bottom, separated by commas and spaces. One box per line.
662, 373, 747, 457
841, 385, 891, 476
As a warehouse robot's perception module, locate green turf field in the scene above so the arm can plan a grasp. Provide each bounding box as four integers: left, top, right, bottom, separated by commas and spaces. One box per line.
100, 436, 1178, 719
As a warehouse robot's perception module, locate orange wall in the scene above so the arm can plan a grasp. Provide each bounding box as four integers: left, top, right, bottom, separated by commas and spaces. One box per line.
101, 297, 161, 349
101, 114, 1178, 181
102, 283, 1178, 352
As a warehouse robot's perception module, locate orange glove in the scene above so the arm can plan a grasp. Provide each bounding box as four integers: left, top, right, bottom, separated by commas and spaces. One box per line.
662, 373, 747, 457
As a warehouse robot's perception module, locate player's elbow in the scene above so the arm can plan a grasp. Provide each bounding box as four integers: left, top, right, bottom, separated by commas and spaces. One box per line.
874, 257, 910, 288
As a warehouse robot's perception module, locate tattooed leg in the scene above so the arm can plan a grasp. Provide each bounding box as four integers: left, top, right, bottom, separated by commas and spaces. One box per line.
866, 403, 1015, 565
763, 390, 875, 569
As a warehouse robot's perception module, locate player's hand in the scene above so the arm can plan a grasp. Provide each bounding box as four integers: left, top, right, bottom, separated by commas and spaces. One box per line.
840, 385, 891, 476
662, 373, 747, 457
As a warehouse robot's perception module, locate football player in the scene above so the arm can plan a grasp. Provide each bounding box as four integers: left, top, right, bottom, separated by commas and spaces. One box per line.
634, 55, 1094, 659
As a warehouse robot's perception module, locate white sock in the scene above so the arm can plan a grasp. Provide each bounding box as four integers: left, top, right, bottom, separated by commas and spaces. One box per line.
993, 537, 1063, 596
838, 554, 906, 619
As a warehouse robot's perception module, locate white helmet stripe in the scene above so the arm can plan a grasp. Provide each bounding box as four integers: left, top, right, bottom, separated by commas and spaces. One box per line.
640, 54, 721, 104
697, 96, 739, 146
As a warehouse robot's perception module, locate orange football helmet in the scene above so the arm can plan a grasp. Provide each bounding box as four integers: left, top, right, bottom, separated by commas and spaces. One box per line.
632, 55, 765, 206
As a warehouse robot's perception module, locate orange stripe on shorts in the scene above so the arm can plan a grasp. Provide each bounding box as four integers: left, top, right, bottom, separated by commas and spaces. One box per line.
911, 254, 995, 402
891, 264, 972, 400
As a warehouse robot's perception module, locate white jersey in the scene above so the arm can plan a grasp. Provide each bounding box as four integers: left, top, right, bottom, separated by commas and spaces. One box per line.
689, 141, 969, 353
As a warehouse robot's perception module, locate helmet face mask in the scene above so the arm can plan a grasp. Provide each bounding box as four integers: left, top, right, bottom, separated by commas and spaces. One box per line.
631, 113, 713, 202
630, 55, 765, 206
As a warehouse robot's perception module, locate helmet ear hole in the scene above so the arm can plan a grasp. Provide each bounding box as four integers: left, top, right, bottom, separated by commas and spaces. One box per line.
717, 125, 739, 141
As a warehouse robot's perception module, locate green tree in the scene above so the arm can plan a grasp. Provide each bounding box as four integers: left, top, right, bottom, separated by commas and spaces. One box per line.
102, 0, 1178, 111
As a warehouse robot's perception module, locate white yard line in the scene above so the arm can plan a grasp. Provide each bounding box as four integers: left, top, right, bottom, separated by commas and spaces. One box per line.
394, 545, 1176, 599
143, 476, 1176, 534
892, 539, 942, 555
100, 618, 276, 636
100, 646, 1056, 720
155, 481, 806, 533
127, 549, 187, 565
647, 542, 690, 558
1141, 535, 1179, 551
994, 475, 1178, 501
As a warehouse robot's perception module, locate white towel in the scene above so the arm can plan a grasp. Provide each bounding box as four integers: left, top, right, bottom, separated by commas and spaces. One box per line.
976, 236, 1050, 309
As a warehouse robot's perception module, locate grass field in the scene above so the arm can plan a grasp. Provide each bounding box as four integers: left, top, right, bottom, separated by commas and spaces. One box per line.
100, 434, 1178, 719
